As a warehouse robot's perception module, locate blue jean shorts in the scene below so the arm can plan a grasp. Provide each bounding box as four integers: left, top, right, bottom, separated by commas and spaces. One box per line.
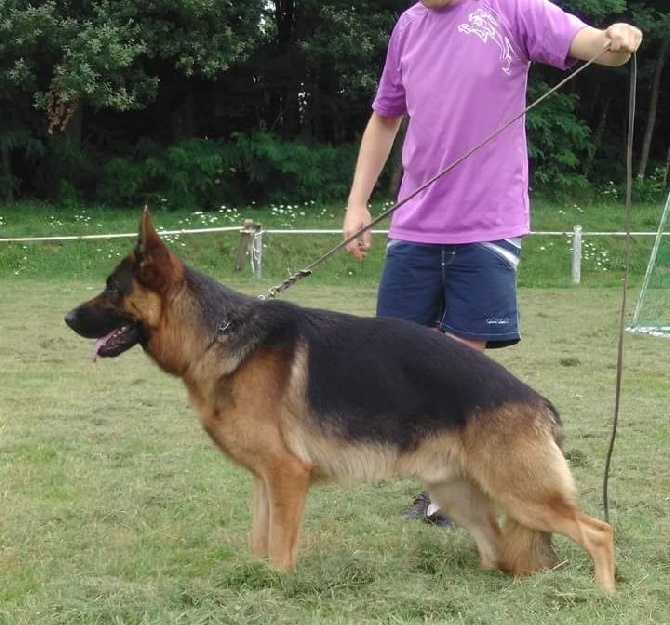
376, 238, 521, 348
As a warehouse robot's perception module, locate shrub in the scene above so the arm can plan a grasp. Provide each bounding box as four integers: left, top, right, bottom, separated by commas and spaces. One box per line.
95, 133, 359, 210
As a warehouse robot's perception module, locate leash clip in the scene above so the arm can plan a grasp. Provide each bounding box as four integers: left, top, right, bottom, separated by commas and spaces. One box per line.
215, 320, 232, 339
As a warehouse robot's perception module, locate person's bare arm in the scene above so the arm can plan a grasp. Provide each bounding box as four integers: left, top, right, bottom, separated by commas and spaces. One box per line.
343, 113, 403, 259
569, 23, 642, 66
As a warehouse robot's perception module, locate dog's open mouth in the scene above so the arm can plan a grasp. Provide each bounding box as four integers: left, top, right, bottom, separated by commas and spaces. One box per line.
93, 324, 143, 361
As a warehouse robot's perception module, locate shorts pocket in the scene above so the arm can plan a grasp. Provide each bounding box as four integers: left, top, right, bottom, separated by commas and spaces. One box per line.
386, 238, 404, 251
476, 239, 521, 271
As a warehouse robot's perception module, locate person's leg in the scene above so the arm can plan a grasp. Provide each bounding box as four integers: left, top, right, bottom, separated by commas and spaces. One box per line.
376, 240, 455, 526
416, 238, 522, 524
376, 240, 443, 324
447, 333, 486, 352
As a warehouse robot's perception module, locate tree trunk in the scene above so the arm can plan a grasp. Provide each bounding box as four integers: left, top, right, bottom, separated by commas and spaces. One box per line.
662, 144, 670, 190
582, 90, 612, 178
0, 143, 13, 203
272, 0, 301, 138
387, 119, 407, 196
308, 73, 322, 141
281, 82, 301, 138
64, 101, 84, 146
171, 86, 195, 140
637, 36, 668, 180
275, 0, 295, 47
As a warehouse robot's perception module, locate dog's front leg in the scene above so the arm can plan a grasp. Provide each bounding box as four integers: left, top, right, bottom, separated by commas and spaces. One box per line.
264, 460, 311, 570
250, 475, 270, 559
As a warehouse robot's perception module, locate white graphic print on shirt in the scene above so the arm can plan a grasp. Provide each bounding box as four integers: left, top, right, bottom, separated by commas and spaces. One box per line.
458, 7, 515, 75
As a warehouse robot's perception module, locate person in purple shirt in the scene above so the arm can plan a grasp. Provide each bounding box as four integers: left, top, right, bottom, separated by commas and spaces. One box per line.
342, 0, 642, 526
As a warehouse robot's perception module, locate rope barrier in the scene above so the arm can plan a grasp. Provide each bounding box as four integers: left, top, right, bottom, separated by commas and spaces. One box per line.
2, 227, 662, 244
0, 225, 241, 243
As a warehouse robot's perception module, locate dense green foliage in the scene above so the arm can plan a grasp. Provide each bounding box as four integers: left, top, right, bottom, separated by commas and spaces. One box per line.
98, 132, 359, 209
0, 0, 668, 207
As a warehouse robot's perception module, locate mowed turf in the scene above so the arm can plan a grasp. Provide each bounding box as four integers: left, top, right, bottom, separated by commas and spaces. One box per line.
0, 278, 669, 624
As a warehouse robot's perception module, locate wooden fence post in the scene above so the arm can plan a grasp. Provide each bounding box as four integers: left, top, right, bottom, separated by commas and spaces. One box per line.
235, 219, 263, 277
571, 224, 582, 284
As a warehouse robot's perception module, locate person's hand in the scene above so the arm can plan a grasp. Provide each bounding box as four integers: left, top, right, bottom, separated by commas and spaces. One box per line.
343, 204, 372, 260
603, 24, 642, 54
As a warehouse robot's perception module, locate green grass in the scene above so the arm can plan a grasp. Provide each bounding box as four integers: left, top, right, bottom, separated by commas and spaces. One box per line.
0, 200, 669, 623
1, 275, 669, 624
0, 198, 666, 287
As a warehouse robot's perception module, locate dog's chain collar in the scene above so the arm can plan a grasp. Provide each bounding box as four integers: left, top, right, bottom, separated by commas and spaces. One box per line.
206, 320, 232, 348
216, 321, 232, 335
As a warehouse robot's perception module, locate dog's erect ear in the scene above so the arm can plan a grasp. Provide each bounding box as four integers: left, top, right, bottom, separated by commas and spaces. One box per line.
135, 206, 164, 260
134, 206, 174, 292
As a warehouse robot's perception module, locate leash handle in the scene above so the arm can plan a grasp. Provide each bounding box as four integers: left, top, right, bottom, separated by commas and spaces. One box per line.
603, 52, 637, 523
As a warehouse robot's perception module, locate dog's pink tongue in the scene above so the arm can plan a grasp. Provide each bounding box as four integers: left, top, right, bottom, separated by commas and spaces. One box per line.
92, 336, 108, 362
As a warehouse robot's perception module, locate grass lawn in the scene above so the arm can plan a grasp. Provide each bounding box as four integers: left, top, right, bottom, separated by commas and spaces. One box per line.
0, 274, 669, 624
0, 199, 669, 623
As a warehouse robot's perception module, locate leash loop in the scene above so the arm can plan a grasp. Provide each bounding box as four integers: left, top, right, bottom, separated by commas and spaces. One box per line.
603, 51, 637, 523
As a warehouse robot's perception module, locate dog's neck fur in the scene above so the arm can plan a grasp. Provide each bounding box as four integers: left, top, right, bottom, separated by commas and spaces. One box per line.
146, 265, 269, 379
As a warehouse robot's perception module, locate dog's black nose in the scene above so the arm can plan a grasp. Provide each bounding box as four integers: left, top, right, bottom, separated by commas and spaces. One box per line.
64, 309, 78, 330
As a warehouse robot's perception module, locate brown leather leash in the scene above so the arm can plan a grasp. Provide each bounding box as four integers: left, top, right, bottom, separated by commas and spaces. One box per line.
603, 52, 637, 523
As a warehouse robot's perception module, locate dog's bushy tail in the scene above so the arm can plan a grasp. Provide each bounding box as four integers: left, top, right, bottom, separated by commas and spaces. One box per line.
500, 397, 564, 577
499, 519, 560, 576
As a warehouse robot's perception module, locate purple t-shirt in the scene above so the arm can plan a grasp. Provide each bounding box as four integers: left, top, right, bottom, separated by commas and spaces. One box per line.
374, 0, 586, 244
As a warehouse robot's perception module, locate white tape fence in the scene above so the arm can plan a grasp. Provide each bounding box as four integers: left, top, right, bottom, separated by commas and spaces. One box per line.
1, 222, 666, 284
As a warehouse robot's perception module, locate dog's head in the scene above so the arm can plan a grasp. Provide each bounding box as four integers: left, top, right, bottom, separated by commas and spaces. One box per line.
65, 208, 181, 360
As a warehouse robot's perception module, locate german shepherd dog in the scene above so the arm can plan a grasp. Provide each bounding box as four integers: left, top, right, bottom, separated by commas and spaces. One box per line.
65, 209, 615, 592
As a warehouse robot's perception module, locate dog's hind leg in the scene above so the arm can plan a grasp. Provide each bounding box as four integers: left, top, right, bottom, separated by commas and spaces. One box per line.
502, 500, 615, 593
261, 457, 312, 571
499, 517, 559, 578
250, 475, 270, 559
426, 477, 502, 571
477, 438, 615, 592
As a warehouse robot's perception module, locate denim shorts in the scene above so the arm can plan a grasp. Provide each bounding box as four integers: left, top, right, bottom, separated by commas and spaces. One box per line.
376, 238, 521, 348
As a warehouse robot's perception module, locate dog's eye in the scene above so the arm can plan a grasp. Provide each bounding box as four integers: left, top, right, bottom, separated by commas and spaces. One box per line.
106, 281, 120, 297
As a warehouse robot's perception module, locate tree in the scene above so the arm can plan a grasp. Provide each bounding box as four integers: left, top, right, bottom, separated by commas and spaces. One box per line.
255, 0, 399, 142
0, 0, 668, 204
629, 5, 670, 181
0, 0, 263, 197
